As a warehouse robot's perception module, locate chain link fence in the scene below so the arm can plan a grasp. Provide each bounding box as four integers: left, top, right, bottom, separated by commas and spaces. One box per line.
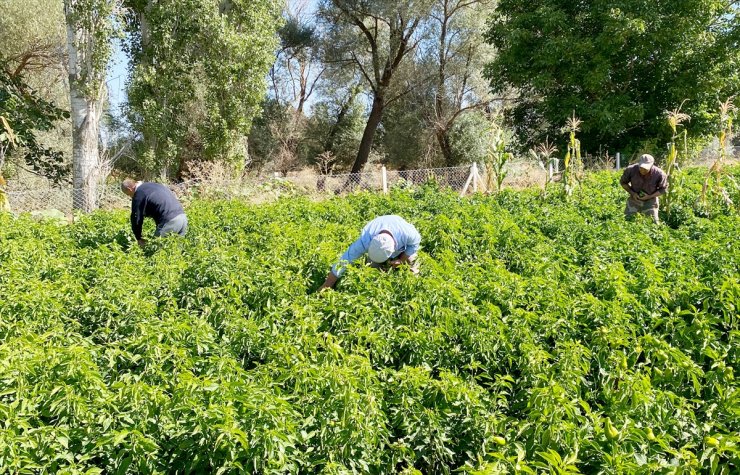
1, 164, 481, 216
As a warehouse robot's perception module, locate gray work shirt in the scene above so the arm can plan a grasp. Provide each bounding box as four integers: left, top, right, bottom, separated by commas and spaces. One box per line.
620, 164, 668, 195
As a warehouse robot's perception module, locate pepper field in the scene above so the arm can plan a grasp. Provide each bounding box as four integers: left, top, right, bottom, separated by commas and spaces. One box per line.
1, 168, 739, 473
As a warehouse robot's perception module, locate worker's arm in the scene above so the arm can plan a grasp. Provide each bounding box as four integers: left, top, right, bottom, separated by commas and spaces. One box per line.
638, 172, 669, 200
638, 188, 666, 200
320, 233, 371, 290
319, 272, 339, 290
131, 193, 147, 241
390, 226, 420, 267
619, 169, 639, 199
623, 185, 641, 201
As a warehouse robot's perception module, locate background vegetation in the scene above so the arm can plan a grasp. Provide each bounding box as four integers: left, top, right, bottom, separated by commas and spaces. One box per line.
4, 0, 735, 190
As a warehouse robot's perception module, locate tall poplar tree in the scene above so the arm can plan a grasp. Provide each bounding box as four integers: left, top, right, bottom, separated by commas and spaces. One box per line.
64, 0, 120, 211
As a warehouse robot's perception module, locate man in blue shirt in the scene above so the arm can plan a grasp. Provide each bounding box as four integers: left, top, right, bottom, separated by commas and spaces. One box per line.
320, 215, 421, 290
121, 179, 188, 247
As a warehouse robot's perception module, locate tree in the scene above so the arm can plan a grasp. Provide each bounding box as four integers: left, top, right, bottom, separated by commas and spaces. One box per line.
0, 0, 66, 81
303, 83, 367, 171
381, 80, 435, 169
319, 0, 434, 173
1, 0, 69, 184
428, 0, 495, 166
124, 0, 282, 178
0, 72, 69, 182
64, 0, 121, 211
257, 3, 327, 174
486, 0, 740, 154
271, 3, 325, 117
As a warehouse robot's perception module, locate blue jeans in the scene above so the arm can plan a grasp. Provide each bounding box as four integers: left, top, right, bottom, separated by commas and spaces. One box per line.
155, 214, 188, 237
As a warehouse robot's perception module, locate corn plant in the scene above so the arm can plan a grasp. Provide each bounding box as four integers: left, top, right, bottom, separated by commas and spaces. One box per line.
701, 97, 736, 211
663, 102, 691, 216
529, 138, 558, 198
562, 112, 583, 196
482, 122, 512, 193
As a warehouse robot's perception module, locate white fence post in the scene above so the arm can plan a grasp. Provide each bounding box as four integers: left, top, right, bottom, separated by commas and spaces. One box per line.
460, 164, 474, 197
382, 166, 388, 194
616, 152, 621, 170
472, 162, 478, 193
548, 158, 554, 181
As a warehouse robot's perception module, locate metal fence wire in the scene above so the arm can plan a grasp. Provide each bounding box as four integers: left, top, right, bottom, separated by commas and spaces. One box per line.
1, 165, 477, 215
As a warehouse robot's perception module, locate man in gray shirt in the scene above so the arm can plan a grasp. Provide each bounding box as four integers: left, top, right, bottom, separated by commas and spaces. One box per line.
619, 154, 668, 223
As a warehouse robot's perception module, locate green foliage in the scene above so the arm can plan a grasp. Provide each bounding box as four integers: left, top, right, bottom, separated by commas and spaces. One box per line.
247, 98, 294, 170
301, 88, 366, 172
124, 0, 282, 177
381, 90, 431, 170
481, 118, 513, 193
486, 0, 740, 154
1, 167, 740, 472
64, 0, 120, 99
0, 72, 69, 182
448, 110, 490, 166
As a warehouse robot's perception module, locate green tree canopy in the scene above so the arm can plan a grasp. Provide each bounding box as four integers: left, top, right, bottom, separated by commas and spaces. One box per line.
486, 0, 740, 154
124, 0, 282, 178
0, 72, 69, 183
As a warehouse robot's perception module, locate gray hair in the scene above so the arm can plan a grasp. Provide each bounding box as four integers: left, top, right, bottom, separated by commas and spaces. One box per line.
121, 178, 137, 192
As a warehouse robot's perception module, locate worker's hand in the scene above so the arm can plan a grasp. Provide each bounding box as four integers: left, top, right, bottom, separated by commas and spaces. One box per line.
630, 192, 641, 201
319, 272, 338, 291
388, 259, 403, 268
137, 238, 147, 248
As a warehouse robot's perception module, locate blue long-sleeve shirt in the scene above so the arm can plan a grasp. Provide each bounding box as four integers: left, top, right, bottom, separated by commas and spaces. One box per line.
331, 215, 421, 277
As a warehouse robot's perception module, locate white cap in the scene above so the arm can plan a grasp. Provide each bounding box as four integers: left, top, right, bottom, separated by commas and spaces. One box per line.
638, 154, 654, 171
368, 233, 395, 263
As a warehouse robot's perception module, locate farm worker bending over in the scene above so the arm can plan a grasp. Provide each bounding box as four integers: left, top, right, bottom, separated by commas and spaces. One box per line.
320, 215, 421, 290
121, 179, 188, 247
620, 154, 668, 224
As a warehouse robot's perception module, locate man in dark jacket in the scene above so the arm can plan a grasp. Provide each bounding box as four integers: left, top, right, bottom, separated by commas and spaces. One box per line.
619, 154, 668, 224
121, 179, 188, 246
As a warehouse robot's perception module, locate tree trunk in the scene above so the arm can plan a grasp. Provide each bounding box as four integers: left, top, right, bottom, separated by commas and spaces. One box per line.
69, 78, 102, 212
350, 93, 385, 174
66, 19, 102, 213
437, 129, 455, 166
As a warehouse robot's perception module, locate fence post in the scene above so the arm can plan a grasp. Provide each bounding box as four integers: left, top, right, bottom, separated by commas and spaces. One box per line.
554, 157, 559, 174
472, 162, 478, 193
548, 158, 554, 181
460, 164, 474, 197
616, 152, 621, 170
382, 166, 388, 194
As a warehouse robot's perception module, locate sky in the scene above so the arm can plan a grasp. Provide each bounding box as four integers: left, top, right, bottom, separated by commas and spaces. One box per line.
106, 40, 129, 117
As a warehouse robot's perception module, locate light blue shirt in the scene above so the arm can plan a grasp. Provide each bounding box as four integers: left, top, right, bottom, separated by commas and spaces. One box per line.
331, 215, 421, 277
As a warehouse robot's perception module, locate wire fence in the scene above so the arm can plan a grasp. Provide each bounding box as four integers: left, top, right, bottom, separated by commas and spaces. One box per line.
1, 164, 481, 216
